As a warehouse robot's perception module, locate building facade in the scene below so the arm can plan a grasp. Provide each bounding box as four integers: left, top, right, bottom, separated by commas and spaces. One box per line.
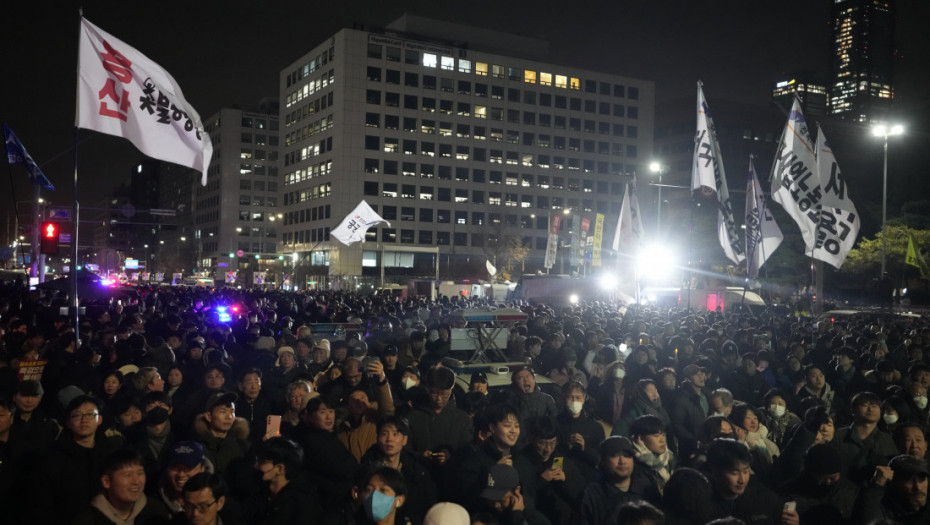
829, 0, 896, 122
278, 16, 654, 287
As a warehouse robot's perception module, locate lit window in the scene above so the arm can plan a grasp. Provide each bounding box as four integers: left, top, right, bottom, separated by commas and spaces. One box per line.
524, 70, 537, 84
540, 72, 552, 86
422, 53, 437, 68
492, 65, 504, 78
474, 105, 487, 119
476, 62, 489, 76
458, 59, 472, 73
570, 78, 580, 90
440, 56, 454, 70
555, 75, 568, 89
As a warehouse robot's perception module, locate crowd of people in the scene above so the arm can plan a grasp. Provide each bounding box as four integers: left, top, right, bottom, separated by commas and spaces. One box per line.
0, 280, 929, 525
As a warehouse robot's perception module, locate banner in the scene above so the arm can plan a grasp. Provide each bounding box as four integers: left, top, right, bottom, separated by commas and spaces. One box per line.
486, 260, 497, 277
544, 214, 562, 269
907, 232, 930, 279
745, 158, 783, 280
770, 97, 820, 251
692, 83, 744, 264
580, 217, 591, 263
3, 123, 55, 190
77, 18, 213, 183
592, 213, 605, 267
331, 200, 390, 245
17, 359, 47, 382
813, 125, 859, 269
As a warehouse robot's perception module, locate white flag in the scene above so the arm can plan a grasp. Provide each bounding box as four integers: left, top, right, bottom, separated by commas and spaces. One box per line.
486, 260, 497, 277
331, 201, 390, 245
770, 97, 820, 251
77, 18, 213, 184
813, 125, 859, 269
745, 158, 783, 280
612, 182, 644, 253
693, 83, 744, 264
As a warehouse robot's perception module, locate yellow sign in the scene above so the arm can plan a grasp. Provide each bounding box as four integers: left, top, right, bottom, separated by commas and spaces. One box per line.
592, 213, 605, 267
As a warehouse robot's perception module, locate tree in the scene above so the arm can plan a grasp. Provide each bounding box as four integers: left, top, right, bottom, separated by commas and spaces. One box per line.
843, 225, 930, 282
483, 233, 530, 282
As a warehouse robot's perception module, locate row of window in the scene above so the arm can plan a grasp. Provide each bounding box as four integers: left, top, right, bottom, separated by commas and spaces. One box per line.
239, 149, 277, 162
237, 211, 281, 223
365, 42, 640, 101
285, 46, 335, 87
238, 195, 279, 207
361, 157, 636, 178
283, 227, 331, 246
285, 91, 334, 126
362, 181, 620, 214
281, 182, 332, 204
283, 114, 334, 148
365, 71, 639, 115
238, 180, 279, 192
363, 136, 635, 160
365, 114, 636, 141
282, 204, 332, 226
365, 91, 639, 120
284, 161, 332, 187
239, 164, 278, 177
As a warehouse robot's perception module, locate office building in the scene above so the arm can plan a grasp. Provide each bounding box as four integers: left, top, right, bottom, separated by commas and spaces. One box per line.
829, 0, 896, 122
278, 15, 654, 287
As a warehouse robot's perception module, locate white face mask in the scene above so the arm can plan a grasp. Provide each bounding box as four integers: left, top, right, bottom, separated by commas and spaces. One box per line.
402, 377, 418, 390
614, 368, 626, 380
769, 404, 786, 418
915, 395, 928, 410
568, 401, 584, 415
883, 413, 899, 425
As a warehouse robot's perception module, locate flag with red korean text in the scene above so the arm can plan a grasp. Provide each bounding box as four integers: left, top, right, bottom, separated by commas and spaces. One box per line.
813, 125, 859, 269
744, 158, 782, 280
693, 82, 744, 264
331, 200, 390, 245
77, 18, 213, 184
769, 96, 820, 252
544, 214, 562, 269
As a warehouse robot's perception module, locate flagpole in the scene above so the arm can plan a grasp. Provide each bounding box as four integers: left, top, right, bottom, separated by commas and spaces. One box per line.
72, 10, 82, 354
3, 150, 29, 275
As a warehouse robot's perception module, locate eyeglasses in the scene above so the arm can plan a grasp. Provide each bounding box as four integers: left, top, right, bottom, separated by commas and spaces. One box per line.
70, 411, 99, 421
183, 500, 217, 514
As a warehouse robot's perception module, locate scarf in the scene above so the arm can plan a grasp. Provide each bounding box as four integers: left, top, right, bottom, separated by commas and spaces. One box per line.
632, 437, 673, 484
146, 420, 171, 459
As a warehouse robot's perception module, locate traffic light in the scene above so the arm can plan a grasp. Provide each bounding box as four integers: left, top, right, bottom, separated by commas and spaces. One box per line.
40, 222, 59, 255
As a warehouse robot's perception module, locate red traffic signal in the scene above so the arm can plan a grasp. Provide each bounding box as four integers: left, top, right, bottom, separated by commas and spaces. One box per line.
40, 222, 59, 255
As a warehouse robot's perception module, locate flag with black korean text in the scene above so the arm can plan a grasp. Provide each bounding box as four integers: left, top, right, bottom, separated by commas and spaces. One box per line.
770, 97, 820, 252
745, 158, 782, 280
693, 82, 744, 264
812, 125, 859, 269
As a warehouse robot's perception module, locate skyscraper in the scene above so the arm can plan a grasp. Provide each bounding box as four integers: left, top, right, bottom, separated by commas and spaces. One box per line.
829, 0, 896, 122
278, 15, 654, 287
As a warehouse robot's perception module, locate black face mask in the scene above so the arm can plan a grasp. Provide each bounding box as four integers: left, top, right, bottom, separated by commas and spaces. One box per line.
146, 406, 170, 425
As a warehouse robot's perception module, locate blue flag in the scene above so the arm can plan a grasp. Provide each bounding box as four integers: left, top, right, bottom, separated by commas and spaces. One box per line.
3, 123, 54, 191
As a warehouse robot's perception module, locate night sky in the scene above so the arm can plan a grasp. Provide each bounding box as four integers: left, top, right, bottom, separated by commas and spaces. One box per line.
2, 0, 929, 238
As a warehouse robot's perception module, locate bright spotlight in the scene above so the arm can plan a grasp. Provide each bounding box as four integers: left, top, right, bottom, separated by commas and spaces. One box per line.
600, 274, 618, 290
637, 243, 675, 279
569, 294, 579, 304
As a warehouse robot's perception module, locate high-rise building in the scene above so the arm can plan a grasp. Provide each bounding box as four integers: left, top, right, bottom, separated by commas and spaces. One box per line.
772, 76, 829, 119
278, 15, 654, 287
196, 107, 280, 284
829, 0, 896, 122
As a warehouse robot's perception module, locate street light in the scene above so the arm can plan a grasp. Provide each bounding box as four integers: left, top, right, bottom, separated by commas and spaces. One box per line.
872, 123, 904, 279
649, 162, 667, 235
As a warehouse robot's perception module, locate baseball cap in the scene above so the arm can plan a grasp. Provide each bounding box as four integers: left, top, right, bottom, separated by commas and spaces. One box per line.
889, 454, 929, 478
166, 441, 205, 469
204, 391, 238, 412
682, 363, 708, 378
480, 464, 520, 501
600, 436, 637, 458
424, 502, 470, 525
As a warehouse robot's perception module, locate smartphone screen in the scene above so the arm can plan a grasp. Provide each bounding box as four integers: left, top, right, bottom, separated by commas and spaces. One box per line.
266, 415, 282, 436
552, 456, 564, 470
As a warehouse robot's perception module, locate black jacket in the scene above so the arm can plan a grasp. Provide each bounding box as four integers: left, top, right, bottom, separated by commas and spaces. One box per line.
669, 381, 708, 458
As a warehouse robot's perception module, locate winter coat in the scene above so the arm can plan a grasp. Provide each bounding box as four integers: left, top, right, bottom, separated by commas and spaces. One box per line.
406, 401, 473, 455
669, 381, 708, 458
556, 410, 606, 482
359, 446, 437, 525
705, 476, 784, 525
297, 425, 359, 512
580, 467, 658, 525
192, 414, 251, 477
